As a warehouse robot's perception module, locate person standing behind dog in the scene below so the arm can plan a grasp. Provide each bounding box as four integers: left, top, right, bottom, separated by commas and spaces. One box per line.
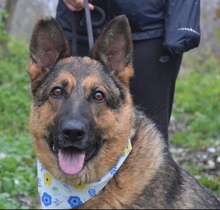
56, 0, 201, 144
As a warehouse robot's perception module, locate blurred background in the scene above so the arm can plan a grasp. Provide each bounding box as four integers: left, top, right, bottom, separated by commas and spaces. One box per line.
0, 0, 220, 208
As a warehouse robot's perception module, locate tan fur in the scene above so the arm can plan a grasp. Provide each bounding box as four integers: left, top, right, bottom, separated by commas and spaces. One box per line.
79, 122, 164, 209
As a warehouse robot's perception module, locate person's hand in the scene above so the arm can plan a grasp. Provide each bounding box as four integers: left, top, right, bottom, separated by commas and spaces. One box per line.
63, 0, 94, 11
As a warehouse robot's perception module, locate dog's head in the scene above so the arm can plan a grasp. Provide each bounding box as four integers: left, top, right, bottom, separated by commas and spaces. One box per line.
27, 15, 134, 184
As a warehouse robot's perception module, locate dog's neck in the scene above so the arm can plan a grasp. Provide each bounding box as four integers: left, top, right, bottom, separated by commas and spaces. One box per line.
37, 139, 132, 209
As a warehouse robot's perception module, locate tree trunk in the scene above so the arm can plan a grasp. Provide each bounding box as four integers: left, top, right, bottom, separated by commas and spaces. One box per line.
0, 0, 17, 58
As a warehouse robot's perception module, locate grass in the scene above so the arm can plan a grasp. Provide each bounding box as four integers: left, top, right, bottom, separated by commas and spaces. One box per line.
171, 50, 220, 197
0, 36, 38, 208
171, 51, 220, 150
0, 33, 219, 207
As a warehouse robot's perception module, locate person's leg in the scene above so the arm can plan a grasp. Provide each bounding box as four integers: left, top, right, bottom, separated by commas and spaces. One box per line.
67, 41, 90, 57
130, 38, 183, 144
78, 42, 93, 57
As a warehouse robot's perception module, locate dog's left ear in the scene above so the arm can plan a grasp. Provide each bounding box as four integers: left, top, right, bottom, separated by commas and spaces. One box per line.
92, 15, 133, 86
28, 16, 70, 81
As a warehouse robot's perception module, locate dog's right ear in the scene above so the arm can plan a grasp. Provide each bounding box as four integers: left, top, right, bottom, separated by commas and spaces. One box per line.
92, 15, 133, 86
27, 16, 70, 81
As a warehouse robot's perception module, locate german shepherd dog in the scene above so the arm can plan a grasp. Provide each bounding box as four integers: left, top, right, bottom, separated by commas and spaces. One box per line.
27, 15, 220, 209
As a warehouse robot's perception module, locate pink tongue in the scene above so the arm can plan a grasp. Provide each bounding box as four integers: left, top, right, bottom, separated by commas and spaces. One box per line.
58, 148, 85, 175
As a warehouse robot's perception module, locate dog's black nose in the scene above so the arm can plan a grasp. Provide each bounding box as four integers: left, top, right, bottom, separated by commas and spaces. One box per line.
62, 121, 85, 141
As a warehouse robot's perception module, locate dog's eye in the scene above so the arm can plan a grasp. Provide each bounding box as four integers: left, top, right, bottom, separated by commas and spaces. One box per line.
93, 91, 105, 102
51, 87, 63, 97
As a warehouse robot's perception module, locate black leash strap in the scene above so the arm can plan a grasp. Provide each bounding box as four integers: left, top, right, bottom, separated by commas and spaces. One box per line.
84, 0, 94, 51
72, 0, 106, 55
71, 12, 78, 56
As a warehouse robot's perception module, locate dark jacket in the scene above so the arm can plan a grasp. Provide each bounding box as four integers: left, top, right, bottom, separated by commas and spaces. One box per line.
56, 0, 166, 41
56, 0, 200, 54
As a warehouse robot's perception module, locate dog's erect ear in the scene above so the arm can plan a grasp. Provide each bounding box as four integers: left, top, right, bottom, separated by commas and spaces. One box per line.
28, 16, 70, 81
92, 15, 133, 86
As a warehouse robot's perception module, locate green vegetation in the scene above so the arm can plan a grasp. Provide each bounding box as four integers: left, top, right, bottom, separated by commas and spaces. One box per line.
171, 50, 220, 150
171, 50, 220, 197
0, 23, 219, 208
0, 29, 38, 208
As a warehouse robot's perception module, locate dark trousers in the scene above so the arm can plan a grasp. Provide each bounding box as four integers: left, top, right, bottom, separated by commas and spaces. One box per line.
71, 37, 183, 144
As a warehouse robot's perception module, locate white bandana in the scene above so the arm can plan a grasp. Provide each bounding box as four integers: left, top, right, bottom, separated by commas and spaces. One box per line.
37, 139, 132, 209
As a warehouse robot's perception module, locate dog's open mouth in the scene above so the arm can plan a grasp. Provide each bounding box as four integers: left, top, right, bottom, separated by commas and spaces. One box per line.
52, 143, 97, 175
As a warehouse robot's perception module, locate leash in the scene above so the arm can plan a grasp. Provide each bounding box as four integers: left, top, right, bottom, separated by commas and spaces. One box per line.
84, 0, 94, 51
71, 12, 78, 56
71, 0, 106, 55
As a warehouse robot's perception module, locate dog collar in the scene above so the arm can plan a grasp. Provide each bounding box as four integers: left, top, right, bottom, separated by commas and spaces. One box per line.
37, 139, 132, 209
